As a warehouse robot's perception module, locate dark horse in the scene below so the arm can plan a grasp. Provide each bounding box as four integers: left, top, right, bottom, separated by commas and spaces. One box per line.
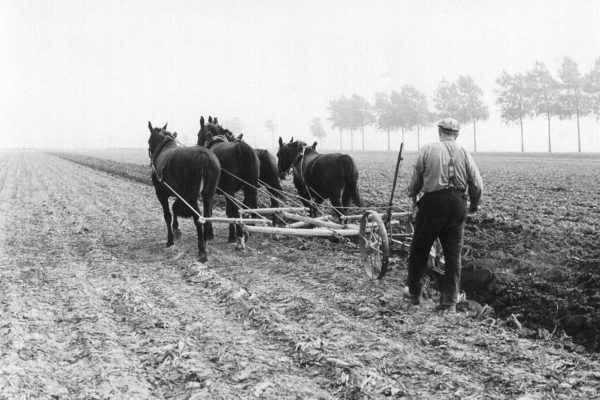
277, 137, 362, 218
197, 116, 260, 249
254, 148, 284, 210
148, 121, 220, 262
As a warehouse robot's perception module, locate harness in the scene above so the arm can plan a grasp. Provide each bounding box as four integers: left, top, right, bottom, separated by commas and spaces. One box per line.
291, 144, 314, 202
205, 134, 229, 148
150, 132, 177, 183
443, 142, 464, 191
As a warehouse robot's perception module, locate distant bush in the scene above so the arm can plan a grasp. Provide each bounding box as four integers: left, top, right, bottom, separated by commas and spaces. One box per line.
49, 152, 152, 186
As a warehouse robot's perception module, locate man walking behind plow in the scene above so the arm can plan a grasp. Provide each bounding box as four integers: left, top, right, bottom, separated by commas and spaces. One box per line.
402, 118, 483, 313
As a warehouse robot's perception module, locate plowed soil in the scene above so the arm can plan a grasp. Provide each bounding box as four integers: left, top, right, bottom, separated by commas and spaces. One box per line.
1, 150, 599, 399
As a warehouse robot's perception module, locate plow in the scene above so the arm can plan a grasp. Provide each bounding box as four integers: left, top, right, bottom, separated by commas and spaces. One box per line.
199, 142, 446, 281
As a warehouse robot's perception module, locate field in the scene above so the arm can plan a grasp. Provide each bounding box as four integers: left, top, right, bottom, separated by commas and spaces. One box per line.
1, 149, 599, 399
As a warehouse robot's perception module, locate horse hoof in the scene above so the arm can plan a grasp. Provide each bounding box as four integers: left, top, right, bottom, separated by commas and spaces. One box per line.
197, 253, 208, 263
166, 241, 174, 247
174, 229, 182, 240
206, 232, 215, 241
228, 237, 237, 244
235, 239, 246, 251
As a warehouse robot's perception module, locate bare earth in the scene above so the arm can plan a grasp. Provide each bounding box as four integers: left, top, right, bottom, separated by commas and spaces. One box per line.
1, 151, 599, 399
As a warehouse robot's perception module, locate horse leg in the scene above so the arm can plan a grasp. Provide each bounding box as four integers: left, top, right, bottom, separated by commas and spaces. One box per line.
192, 203, 207, 262
225, 197, 238, 244
330, 194, 344, 220
267, 188, 286, 226
202, 192, 215, 241
172, 202, 182, 240
239, 186, 258, 246
159, 194, 174, 247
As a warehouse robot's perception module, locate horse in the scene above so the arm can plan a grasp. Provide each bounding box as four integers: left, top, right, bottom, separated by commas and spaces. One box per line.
197, 116, 261, 249
147, 121, 221, 262
276, 137, 362, 218
200, 120, 283, 223
254, 148, 284, 210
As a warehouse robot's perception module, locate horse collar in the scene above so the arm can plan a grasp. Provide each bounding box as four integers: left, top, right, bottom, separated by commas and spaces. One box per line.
151, 134, 174, 165
291, 145, 308, 181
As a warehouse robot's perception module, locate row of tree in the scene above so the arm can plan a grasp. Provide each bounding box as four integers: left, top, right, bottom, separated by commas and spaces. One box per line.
323, 78, 488, 151
496, 57, 600, 152
316, 56, 600, 152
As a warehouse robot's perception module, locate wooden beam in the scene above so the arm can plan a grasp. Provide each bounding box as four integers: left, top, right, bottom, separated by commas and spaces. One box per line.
280, 212, 346, 229
240, 207, 308, 215
243, 225, 359, 237
341, 211, 412, 221
204, 217, 272, 225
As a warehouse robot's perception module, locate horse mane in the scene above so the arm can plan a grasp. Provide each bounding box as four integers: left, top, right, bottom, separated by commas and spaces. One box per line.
290, 140, 318, 154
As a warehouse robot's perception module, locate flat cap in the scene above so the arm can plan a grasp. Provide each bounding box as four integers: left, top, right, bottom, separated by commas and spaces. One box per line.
438, 118, 460, 133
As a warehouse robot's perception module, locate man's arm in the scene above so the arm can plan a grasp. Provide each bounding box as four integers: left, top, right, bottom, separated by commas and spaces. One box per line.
464, 151, 483, 212
406, 151, 425, 199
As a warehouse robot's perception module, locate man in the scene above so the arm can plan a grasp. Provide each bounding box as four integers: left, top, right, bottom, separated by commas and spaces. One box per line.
403, 117, 483, 313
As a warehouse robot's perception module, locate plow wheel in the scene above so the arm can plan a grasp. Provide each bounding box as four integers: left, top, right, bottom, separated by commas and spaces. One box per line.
359, 210, 390, 279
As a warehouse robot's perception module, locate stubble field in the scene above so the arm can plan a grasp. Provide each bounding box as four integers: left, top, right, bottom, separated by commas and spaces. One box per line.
1, 149, 599, 399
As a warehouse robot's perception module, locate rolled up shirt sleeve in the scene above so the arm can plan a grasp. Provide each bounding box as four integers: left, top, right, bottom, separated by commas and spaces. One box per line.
406, 151, 425, 197
465, 151, 483, 206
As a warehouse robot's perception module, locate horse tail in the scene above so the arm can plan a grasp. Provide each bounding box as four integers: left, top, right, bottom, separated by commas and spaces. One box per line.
236, 142, 260, 186
340, 155, 362, 207
258, 149, 283, 192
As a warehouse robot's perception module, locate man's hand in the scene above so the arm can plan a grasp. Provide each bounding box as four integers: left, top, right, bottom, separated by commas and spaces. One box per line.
409, 196, 418, 218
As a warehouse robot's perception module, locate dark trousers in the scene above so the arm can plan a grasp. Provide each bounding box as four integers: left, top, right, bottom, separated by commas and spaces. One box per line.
408, 189, 467, 306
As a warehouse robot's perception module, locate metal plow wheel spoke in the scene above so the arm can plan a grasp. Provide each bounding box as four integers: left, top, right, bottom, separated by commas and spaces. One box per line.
359, 210, 390, 280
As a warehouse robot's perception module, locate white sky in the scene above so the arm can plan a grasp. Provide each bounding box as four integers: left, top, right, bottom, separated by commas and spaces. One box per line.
1, 0, 599, 151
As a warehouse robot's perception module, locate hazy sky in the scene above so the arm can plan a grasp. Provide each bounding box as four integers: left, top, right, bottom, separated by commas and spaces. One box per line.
1, 0, 599, 151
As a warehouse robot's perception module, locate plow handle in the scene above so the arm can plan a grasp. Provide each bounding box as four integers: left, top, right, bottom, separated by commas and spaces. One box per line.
385, 142, 404, 225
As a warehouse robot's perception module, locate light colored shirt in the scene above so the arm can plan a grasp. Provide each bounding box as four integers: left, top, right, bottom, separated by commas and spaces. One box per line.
406, 138, 483, 206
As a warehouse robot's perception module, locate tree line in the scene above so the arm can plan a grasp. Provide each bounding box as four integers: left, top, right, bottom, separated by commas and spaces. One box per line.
310, 56, 600, 152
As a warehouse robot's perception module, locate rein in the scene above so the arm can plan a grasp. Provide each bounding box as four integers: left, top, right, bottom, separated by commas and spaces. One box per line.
148, 130, 206, 223
290, 145, 315, 204
150, 131, 176, 166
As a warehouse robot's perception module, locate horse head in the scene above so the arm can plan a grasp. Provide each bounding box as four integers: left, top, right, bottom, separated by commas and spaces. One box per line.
199, 116, 236, 147
148, 121, 168, 155
276, 137, 306, 180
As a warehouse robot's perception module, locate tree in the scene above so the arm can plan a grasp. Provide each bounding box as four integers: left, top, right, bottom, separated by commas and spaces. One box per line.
495, 71, 532, 152
265, 120, 276, 149
374, 92, 400, 151
456, 75, 489, 152
328, 96, 352, 150
557, 57, 591, 153
527, 61, 560, 152
398, 85, 430, 150
414, 105, 434, 150
348, 94, 375, 151
584, 57, 600, 120
310, 117, 326, 141
434, 78, 461, 118
390, 90, 414, 142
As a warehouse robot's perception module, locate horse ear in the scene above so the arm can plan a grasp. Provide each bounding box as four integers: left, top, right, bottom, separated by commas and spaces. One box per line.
289, 137, 294, 143
148, 121, 153, 131
312, 141, 317, 149
208, 116, 213, 123
173, 132, 178, 138
214, 117, 219, 124
278, 137, 283, 147
162, 123, 168, 130
200, 116, 204, 127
